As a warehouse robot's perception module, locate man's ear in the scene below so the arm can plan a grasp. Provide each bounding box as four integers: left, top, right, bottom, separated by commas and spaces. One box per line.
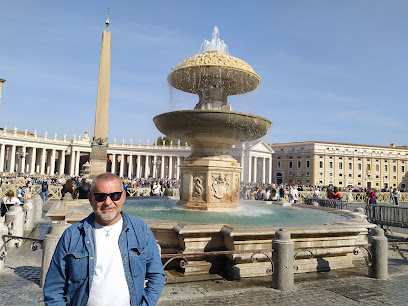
88, 191, 92, 204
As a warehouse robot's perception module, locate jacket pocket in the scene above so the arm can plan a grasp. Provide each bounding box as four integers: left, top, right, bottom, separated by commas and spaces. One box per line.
66, 251, 89, 282
129, 246, 147, 278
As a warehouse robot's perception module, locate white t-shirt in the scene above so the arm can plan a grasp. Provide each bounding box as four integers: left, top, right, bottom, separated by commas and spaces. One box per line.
87, 218, 130, 306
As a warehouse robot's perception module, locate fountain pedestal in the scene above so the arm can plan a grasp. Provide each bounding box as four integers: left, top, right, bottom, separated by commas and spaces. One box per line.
179, 156, 241, 211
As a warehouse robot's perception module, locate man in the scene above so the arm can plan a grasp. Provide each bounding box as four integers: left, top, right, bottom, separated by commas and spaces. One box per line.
41, 179, 49, 201
43, 173, 165, 305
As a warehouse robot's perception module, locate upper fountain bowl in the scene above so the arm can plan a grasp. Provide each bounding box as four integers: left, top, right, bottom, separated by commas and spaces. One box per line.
168, 51, 261, 95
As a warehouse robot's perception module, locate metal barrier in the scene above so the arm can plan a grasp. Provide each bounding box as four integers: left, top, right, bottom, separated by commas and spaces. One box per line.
303, 197, 347, 210
365, 204, 408, 228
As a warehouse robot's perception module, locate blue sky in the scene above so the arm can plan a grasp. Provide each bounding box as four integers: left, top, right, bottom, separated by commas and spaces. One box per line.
1, 1, 407, 146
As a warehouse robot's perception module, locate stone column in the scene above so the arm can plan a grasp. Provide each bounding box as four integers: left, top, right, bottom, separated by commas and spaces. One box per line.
262, 157, 266, 184
8, 145, 16, 173
74, 151, 80, 176
30, 147, 37, 174
119, 154, 125, 177
248, 154, 252, 183
144, 155, 149, 178
20, 146, 26, 174
161, 156, 165, 179
128, 154, 133, 178
69, 150, 75, 176
269, 157, 272, 184
40, 148, 46, 174
168, 156, 173, 179
368, 226, 388, 280
176, 156, 180, 180
50, 149, 56, 175
40, 221, 71, 287
152, 156, 157, 178
240, 153, 245, 182
111, 153, 116, 174
59, 150, 66, 175
0, 143, 5, 172
136, 155, 141, 178
272, 228, 294, 291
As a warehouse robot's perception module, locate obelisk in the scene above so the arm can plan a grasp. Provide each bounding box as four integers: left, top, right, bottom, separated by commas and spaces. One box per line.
0, 79, 6, 105
90, 11, 111, 178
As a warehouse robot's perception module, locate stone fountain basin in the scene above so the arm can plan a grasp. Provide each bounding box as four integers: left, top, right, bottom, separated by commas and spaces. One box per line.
153, 110, 271, 144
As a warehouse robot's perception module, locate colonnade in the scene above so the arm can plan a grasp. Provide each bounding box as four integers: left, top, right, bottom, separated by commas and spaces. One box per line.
0, 144, 85, 176
0, 130, 274, 183
109, 153, 182, 179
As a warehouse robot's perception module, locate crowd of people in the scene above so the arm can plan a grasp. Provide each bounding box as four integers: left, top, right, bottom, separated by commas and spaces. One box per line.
241, 182, 405, 204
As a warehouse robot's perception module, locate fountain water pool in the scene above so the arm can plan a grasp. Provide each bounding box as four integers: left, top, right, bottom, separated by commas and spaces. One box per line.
122, 198, 349, 227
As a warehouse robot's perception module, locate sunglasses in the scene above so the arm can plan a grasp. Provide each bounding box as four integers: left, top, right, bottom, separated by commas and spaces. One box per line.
93, 192, 123, 202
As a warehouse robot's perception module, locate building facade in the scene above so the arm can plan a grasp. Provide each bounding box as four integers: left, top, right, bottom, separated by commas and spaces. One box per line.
271, 141, 408, 189
0, 127, 273, 183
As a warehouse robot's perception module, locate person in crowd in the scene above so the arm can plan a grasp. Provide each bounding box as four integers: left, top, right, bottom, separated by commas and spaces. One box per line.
43, 173, 165, 305
270, 187, 279, 201
16, 186, 24, 201
41, 179, 49, 202
76, 178, 91, 199
369, 188, 377, 204
288, 185, 298, 204
24, 182, 33, 200
1, 190, 28, 216
152, 181, 161, 196
389, 188, 395, 204
313, 188, 320, 198
279, 185, 285, 201
393, 188, 401, 206
61, 179, 77, 199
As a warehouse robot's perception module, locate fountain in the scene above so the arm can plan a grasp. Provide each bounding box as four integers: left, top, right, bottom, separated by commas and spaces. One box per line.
154, 26, 271, 211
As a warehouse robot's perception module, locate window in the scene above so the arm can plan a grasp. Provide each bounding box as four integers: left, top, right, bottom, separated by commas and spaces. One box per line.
384, 165, 388, 172
289, 161, 293, 168
358, 163, 362, 171
339, 173, 343, 177
357, 174, 362, 178
329, 162, 333, 169
319, 161, 324, 168
329, 172, 333, 177
339, 162, 343, 170
358, 182, 362, 186
348, 173, 352, 178
319, 172, 323, 176
367, 164, 371, 171
288, 171, 293, 176
306, 160, 310, 168
297, 161, 301, 168
393, 165, 397, 172
376, 183, 379, 186
402, 166, 405, 172
385, 175, 388, 179
319, 180, 323, 184
376, 175, 379, 179
375, 164, 379, 171
348, 163, 352, 170
277, 161, 281, 168
306, 171, 310, 176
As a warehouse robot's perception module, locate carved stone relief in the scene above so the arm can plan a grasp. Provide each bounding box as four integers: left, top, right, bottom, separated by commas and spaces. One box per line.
192, 175, 205, 201
211, 173, 231, 200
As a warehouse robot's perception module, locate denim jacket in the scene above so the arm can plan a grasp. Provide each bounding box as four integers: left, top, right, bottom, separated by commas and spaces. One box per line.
43, 212, 165, 306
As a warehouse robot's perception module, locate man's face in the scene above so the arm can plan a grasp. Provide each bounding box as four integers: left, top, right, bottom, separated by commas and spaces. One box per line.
89, 178, 126, 226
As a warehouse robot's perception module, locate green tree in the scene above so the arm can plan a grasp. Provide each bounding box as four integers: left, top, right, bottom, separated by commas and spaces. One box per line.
155, 136, 188, 146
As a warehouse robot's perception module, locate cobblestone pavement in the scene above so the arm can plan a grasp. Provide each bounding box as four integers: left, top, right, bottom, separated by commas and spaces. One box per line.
1, 215, 408, 306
